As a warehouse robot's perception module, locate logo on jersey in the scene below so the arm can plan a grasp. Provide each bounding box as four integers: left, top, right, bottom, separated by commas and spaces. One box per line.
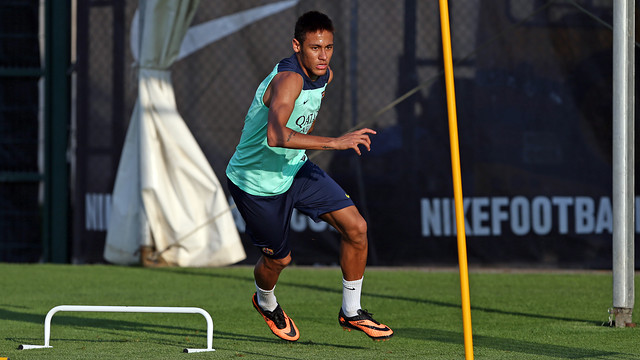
295, 111, 318, 133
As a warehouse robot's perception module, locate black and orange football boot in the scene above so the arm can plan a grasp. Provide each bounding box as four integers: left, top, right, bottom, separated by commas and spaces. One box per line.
339, 308, 393, 341
252, 293, 299, 342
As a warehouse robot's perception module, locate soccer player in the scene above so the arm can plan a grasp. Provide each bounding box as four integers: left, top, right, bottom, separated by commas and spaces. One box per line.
226, 10, 393, 342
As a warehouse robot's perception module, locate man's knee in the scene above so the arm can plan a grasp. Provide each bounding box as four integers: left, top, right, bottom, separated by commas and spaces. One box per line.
323, 206, 368, 245
342, 216, 368, 247
348, 216, 368, 238
264, 254, 292, 271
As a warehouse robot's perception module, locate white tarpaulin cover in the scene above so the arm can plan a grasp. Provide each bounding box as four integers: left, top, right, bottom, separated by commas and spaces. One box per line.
104, 0, 246, 266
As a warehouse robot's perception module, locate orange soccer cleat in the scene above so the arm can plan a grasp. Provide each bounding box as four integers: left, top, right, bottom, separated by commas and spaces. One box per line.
252, 293, 300, 342
339, 308, 393, 341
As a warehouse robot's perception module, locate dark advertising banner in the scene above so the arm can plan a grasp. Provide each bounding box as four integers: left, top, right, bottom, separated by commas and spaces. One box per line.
74, 1, 638, 268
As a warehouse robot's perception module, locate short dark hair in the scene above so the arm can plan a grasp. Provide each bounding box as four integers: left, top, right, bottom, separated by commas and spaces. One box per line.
294, 11, 334, 44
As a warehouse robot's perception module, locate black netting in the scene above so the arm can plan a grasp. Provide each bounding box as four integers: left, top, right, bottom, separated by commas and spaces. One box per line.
0, 0, 41, 262
71, 1, 639, 267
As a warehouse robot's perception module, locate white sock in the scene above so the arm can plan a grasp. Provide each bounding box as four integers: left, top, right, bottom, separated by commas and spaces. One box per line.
342, 277, 363, 317
255, 283, 278, 312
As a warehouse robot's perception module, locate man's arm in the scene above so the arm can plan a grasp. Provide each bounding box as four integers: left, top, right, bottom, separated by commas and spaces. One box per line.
265, 71, 375, 155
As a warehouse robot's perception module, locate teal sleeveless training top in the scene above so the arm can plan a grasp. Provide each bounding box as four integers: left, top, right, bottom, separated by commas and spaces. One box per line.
226, 54, 330, 196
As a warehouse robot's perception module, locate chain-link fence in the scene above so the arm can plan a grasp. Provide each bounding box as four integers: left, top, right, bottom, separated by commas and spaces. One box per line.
3, 0, 634, 266
0, 0, 41, 262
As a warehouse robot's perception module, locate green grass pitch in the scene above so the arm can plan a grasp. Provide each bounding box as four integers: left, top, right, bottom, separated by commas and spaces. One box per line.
0, 263, 639, 359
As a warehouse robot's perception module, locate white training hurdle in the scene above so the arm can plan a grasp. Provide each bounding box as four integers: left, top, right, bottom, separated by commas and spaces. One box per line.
19, 305, 215, 353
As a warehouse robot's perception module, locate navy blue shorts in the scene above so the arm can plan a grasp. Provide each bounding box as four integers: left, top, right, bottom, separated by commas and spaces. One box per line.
227, 161, 354, 259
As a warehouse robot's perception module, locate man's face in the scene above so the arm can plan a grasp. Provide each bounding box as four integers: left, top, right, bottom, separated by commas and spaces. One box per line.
293, 30, 334, 81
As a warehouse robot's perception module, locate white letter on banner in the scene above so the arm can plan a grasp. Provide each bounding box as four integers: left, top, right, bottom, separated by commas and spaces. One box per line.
491, 197, 509, 236
510, 196, 530, 235
229, 198, 246, 233
531, 196, 552, 235
595, 196, 612, 234
575, 196, 595, 234
308, 218, 328, 232
552, 197, 573, 234
421, 198, 441, 236
463, 198, 473, 235
442, 198, 453, 236
85, 193, 100, 230
105, 194, 112, 229
85, 193, 111, 231
472, 197, 490, 236
290, 209, 306, 232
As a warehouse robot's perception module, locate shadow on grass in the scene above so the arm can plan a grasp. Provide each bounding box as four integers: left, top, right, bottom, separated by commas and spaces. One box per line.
213, 338, 367, 360
1, 307, 223, 346
157, 267, 604, 326
213, 340, 366, 360
0, 307, 202, 333
215, 330, 367, 350
211, 347, 307, 360
277, 279, 605, 326
2, 307, 365, 353
400, 328, 636, 359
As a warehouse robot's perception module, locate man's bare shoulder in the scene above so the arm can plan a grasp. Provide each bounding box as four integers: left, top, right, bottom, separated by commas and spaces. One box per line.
272, 71, 304, 88
270, 71, 303, 99
264, 71, 303, 107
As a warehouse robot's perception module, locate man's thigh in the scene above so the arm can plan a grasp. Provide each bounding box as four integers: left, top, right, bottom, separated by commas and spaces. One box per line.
227, 179, 293, 259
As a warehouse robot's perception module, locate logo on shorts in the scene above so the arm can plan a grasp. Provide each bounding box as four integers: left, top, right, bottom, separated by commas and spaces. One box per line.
262, 247, 275, 256
345, 193, 350, 198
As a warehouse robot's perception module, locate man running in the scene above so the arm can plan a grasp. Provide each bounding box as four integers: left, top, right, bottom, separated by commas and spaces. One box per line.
226, 10, 393, 342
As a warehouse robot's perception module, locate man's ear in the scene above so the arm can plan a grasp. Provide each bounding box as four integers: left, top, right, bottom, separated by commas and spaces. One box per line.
292, 38, 301, 53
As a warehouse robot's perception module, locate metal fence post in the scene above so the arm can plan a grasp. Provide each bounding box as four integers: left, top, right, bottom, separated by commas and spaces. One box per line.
44, 0, 71, 262
612, 0, 635, 327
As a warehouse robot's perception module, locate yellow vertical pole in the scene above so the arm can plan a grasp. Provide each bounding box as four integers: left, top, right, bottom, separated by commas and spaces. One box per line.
438, 1, 474, 359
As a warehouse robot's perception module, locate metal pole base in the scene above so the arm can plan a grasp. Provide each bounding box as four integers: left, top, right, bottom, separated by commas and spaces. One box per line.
612, 307, 635, 328
184, 348, 216, 353
18, 345, 52, 350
